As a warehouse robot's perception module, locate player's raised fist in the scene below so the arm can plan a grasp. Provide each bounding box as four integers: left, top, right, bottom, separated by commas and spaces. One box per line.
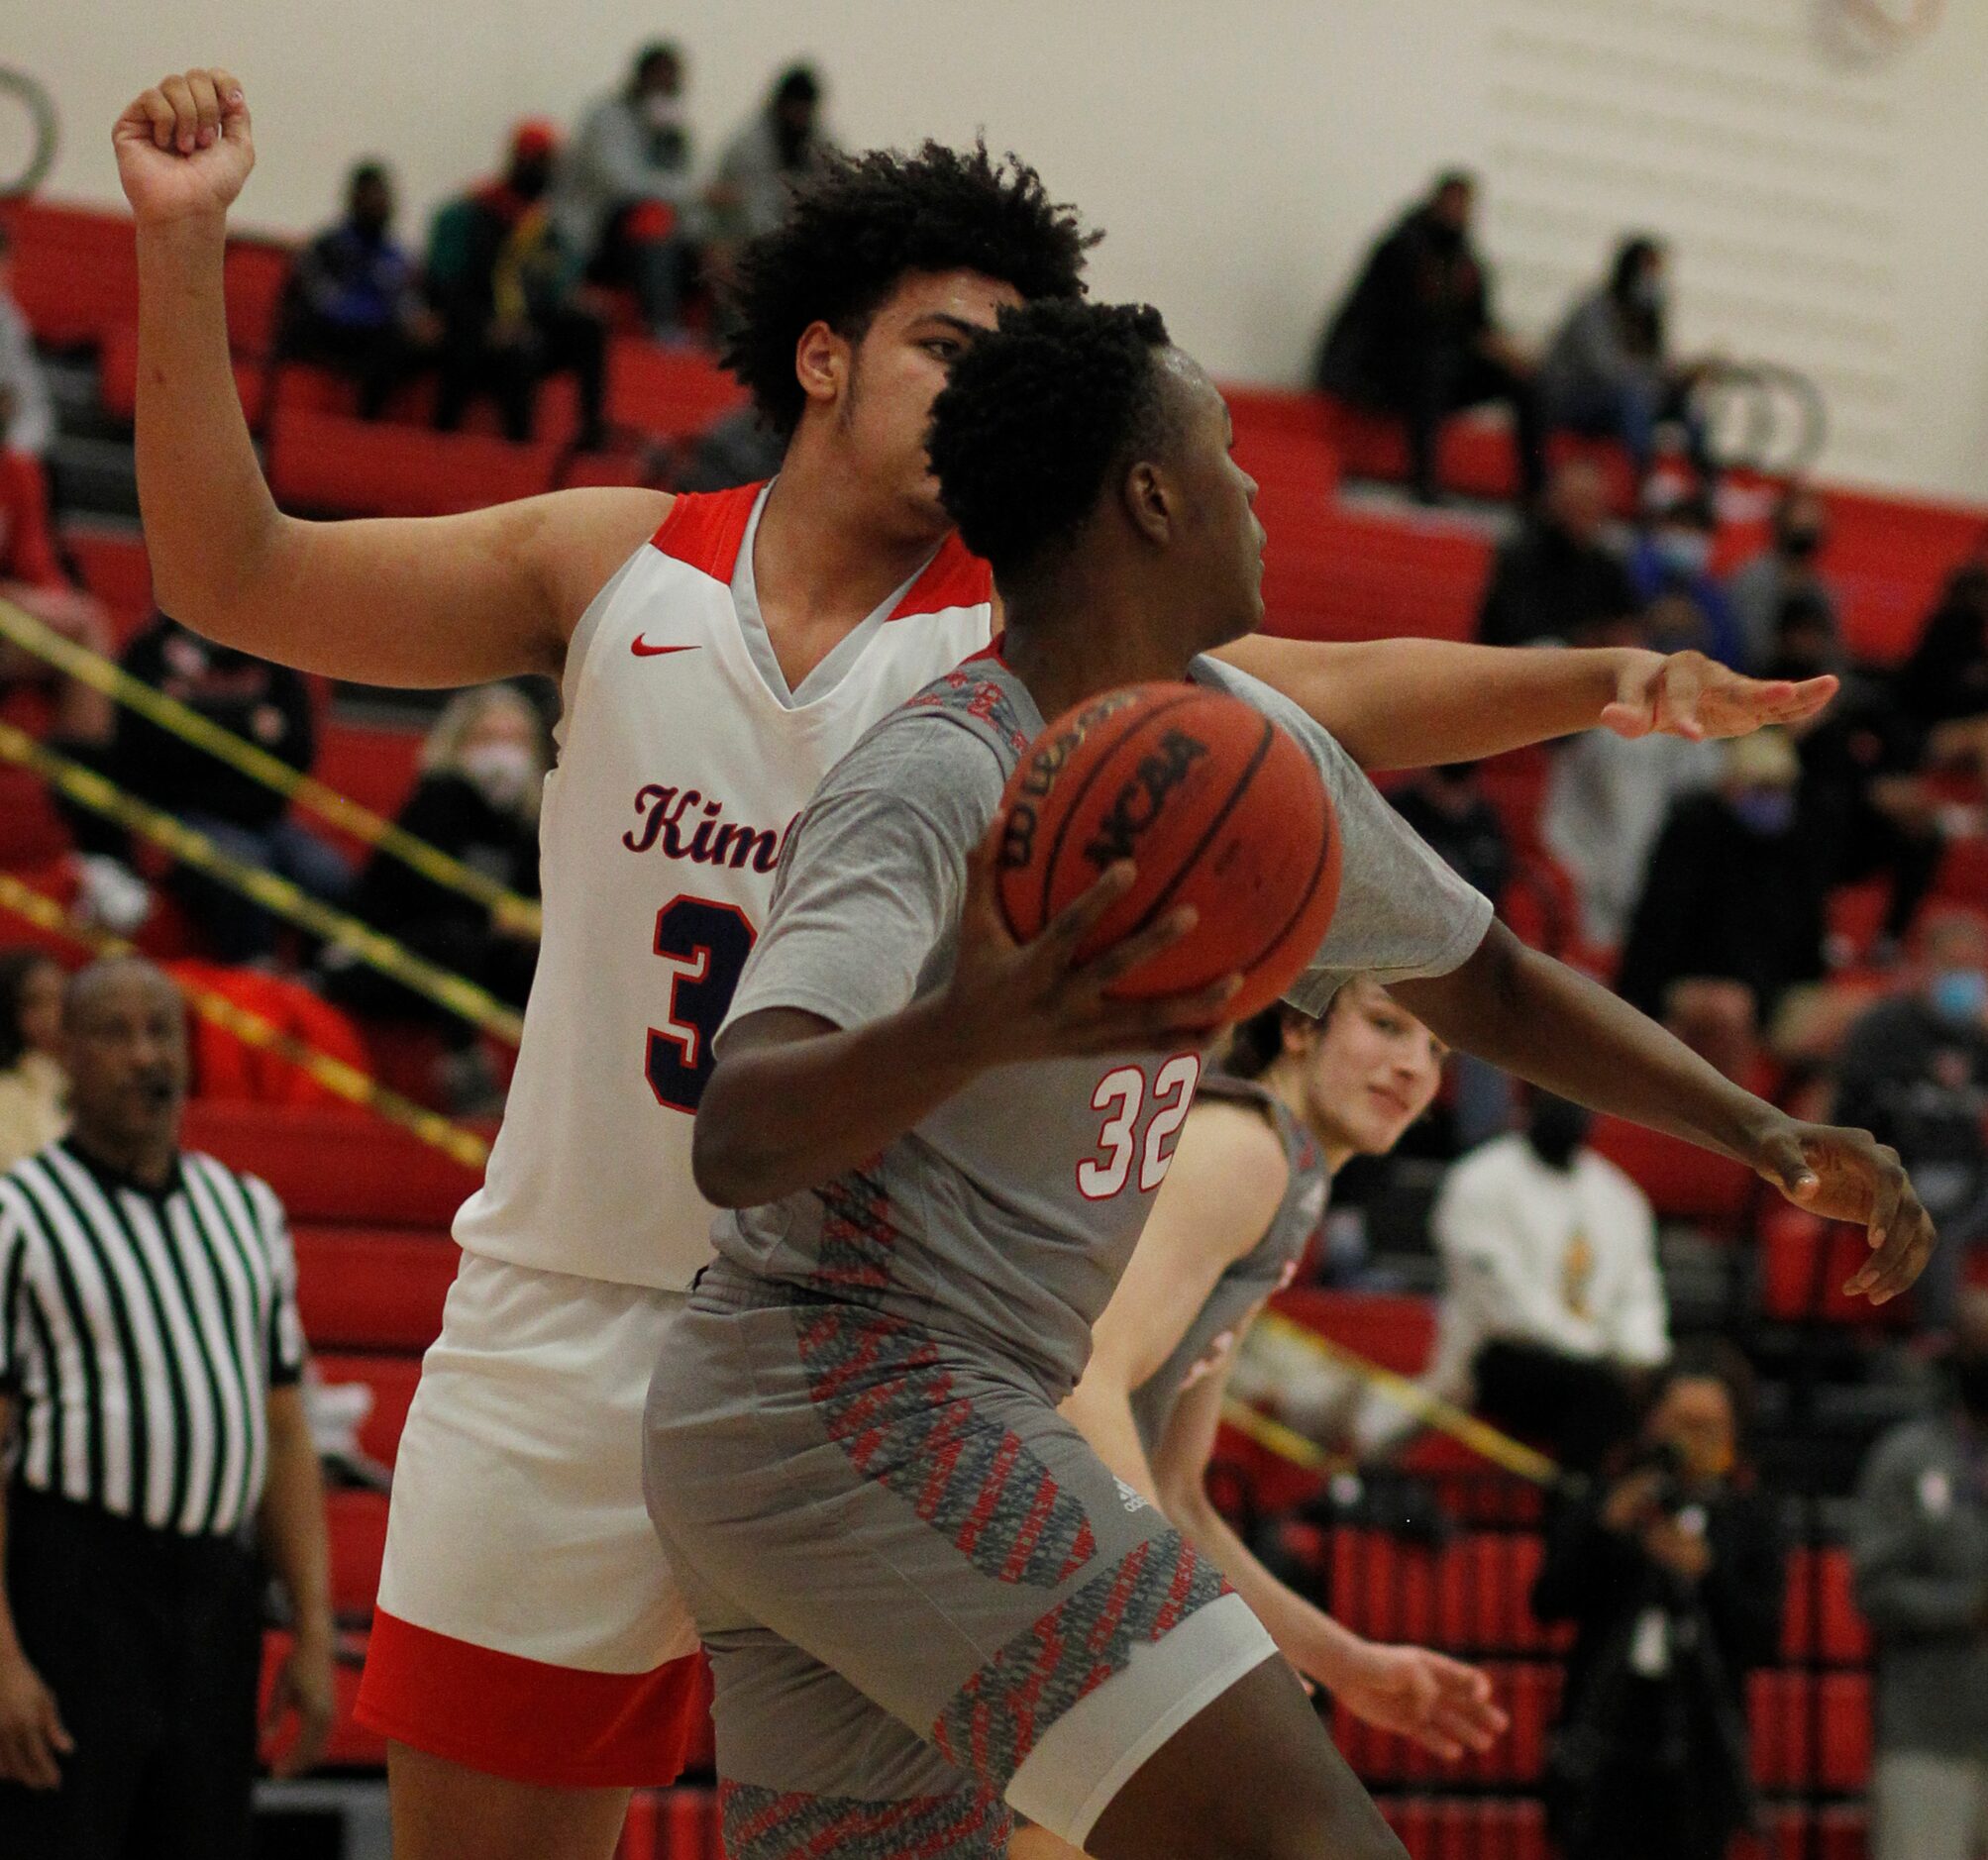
114, 69, 254, 226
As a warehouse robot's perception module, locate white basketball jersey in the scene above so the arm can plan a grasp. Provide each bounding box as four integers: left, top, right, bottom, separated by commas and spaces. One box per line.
452, 482, 994, 1290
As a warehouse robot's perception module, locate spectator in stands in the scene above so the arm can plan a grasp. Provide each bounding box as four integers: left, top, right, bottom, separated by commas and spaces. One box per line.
277, 159, 439, 419
108, 613, 352, 963
1355, 1090, 1668, 1470
0, 225, 53, 462
1477, 457, 1641, 650
1852, 1288, 1988, 1860
1832, 913, 1988, 1338
430, 122, 608, 449
1540, 234, 1716, 494
0, 959, 333, 1850
1314, 170, 1544, 506
1533, 1348, 1786, 1860
0, 951, 64, 1172
1893, 563, 1988, 772
1776, 590, 1943, 960
1725, 482, 1840, 673
1627, 486, 1743, 668
1542, 725, 1722, 951
322, 685, 545, 1114
1616, 729, 1827, 1026
553, 41, 700, 342
708, 64, 830, 252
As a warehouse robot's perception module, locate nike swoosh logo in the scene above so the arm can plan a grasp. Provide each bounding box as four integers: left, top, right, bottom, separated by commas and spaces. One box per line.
631, 638, 699, 658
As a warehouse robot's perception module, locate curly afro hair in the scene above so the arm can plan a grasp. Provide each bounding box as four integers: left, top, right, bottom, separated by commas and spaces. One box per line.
721, 141, 1098, 437
926, 299, 1173, 579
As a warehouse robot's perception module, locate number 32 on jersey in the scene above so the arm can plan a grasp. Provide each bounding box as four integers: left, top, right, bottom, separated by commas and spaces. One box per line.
646, 894, 757, 1113
1078, 1055, 1202, 1199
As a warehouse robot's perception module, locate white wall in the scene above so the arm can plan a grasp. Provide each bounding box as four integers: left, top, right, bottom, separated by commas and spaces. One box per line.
8, 0, 1985, 501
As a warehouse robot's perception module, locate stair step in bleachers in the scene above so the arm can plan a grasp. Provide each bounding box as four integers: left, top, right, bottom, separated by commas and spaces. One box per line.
293, 1227, 457, 1352
181, 1101, 482, 1226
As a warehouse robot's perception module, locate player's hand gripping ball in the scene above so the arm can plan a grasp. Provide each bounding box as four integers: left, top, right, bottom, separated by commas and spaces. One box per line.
996, 683, 1342, 1021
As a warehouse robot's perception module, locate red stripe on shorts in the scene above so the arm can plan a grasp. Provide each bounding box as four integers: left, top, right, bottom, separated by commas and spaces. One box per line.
356, 1607, 711, 1789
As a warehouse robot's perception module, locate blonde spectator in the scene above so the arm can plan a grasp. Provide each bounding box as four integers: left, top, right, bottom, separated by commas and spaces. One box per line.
0, 952, 65, 1172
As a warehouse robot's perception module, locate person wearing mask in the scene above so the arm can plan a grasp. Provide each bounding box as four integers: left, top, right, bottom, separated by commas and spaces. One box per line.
1833, 914, 1988, 1337
1627, 487, 1743, 669
277, 160, 439, 419
1533, 1353, 1786, 1860
1616, 729, 1828, 1025
1477, 457, 1641, 650
1893, 565, 1988, 774
1852, 1288, 1988, 1860
1315, 170, 1544, 507
1725, 484, 1840, 674
0, 952, 65, 1172
1540, 235, 1716, 493
1355, 1090, 1669, 1469
429, 122, 608, 448
1774, 590, 1943, 961
321, 685, 545, 1114
708, 64, 830, 251
554, 42, 699, 342
0, 959, 334, 1851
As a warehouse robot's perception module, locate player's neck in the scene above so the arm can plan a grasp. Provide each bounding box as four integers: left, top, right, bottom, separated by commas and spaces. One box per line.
1258, 1060, 1354, 1176
1001, 571, 1192, 723
752, 453, 946, 688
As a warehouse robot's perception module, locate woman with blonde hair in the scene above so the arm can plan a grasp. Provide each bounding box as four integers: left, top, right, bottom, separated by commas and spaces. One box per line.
323, 684, 546, 1111
0, 949, 66, 1170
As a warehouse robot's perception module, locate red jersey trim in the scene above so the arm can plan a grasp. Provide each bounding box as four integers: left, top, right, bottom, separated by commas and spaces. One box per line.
889, 533, 994, 621
649, 483, 766, 582
356, 1607, 711, 1788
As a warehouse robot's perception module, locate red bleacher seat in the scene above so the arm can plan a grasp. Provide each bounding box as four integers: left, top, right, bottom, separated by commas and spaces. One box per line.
267, 405, 559, 517
607, 339, 746, 438
1378, 1794, 1548, 1860
1586, 1113, 1756, 1231
618, 1786, 724, 1860
180, 1100, 482, 1225
0, 200, 139, 349
1749, 1668, 1872, 1792
1273, 1286, 1435, 1376
1782, 1544, 1873, 1665
168, 959, 374, 1109
59, 526, 155, 638
326, 1487, 389, 1619
0, 769, 71, 871
259, 1629, 386, 1769
293, 1226, 457, 1351
311, 716, 425, 832
313, 1351, 420, 1467
1759, 1203, 1907, 1328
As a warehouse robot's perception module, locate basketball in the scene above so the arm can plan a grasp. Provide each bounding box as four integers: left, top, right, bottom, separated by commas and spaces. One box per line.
995, 682, 1343, 1020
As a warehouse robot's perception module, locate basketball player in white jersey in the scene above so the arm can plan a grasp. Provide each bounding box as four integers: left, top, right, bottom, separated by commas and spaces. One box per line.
117, 68, 1837, 1860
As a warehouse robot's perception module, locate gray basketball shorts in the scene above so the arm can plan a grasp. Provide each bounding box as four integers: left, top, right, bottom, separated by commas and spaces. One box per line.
642, 1271, 1280, 1858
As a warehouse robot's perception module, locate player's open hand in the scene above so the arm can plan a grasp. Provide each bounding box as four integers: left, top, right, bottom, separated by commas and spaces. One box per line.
114, 69, 254, 227
260, 1628, 336, 1779
946, 819, 1242, 1065
0, 1649, 72, 1790
1600, 648, 1836, 744
1329, 1641, 1508, 1763
1751, 1117, 1936, 1303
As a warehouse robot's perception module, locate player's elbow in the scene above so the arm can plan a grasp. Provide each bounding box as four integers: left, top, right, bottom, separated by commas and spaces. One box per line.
690, 1079, 774, 1208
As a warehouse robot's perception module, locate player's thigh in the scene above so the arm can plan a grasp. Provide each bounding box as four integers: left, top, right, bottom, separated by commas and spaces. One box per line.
386, 1743, 632, 1860
1087, 1655, 1405, 1860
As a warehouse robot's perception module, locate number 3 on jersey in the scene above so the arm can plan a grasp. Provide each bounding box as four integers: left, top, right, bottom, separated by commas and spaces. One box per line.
646, 895, 757, 1113
1077, 1055, 1202, 1198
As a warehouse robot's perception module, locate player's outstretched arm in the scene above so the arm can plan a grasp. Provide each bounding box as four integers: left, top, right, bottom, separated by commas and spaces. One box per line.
1390, 921, 1936, 1302
117, 71, 667, 688
1215, 635, 1836, 773
692, 835, 1239, 1208
1151, 1336, 1508, 1761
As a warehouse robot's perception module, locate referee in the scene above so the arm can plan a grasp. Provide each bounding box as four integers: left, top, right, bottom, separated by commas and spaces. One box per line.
0, 958, 334, 1858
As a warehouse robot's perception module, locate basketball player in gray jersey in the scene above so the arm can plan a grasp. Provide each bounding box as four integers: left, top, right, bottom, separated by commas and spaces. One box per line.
647, 300, 1933, 1860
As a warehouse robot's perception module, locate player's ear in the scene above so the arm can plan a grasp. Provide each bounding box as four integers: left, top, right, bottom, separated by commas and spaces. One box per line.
793, 319, 848, 409
1122, 458, 1173, 547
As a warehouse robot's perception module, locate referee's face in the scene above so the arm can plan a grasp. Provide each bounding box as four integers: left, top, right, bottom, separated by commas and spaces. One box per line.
62, 967, 188, 1157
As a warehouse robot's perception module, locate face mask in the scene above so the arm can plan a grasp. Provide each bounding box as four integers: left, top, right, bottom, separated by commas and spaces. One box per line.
1655, 531, 1713, 577
1731, 788, 1796, 836
1782, 524, 1825, 562
462, 742, 536, 808
1526, 1096, 1591, 1171
1952, 1352, 1988, 1420
1930, 968, 1988, 1027
643, 93, 685, 131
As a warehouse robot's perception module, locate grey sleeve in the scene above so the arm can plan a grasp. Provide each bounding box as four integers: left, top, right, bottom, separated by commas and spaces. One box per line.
1196, 659, 1493, 1015
1850, 1429, 1988, 1637
721, 727, 994, 1041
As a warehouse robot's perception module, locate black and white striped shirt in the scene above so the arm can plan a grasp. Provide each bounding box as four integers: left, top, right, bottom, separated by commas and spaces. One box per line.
0, 1138, 306, 1536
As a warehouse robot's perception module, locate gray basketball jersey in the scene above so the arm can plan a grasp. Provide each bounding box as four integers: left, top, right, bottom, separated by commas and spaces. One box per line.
710, 651, 1490, 1398
1127, 1072, 1330, 1455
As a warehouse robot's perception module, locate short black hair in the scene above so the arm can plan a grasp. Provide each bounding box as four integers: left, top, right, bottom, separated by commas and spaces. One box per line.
632, 41, 681, 88
773, 64, 821, 109
721, 141, 1098, 437
926, 298, 1172, 579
